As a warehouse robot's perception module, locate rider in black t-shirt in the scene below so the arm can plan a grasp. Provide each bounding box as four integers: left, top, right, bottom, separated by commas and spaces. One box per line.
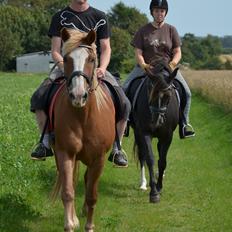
30, 0, 131, 167
48, 5, 109, 57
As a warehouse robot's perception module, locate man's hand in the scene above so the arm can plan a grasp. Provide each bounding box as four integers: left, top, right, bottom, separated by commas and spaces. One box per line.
96, 67, 106, 78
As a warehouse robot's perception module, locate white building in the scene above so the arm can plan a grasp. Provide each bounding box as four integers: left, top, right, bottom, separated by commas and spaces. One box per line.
16, 51, 54, 73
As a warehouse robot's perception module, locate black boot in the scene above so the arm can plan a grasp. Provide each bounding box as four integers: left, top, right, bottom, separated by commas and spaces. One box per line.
31, 143, 54, 161
108, 150, 128, 167
179, 124, 195, 139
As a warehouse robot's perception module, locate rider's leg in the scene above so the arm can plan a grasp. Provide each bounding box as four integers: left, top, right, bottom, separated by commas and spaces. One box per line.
109, 95, 131, 167
35, 110, 49, 147
175, 71, 195, 138
31, 110, 53, 160
104, 71, 131, 167
123, 65, 145, 92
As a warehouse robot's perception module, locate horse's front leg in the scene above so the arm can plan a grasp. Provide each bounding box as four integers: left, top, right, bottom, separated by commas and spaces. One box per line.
57, 152, 78, 232
84, 157, 104, 232
156, 137, 172, 193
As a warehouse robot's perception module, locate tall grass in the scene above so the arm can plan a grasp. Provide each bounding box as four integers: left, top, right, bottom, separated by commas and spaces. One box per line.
182, 70, 232, 111
0, 72, 232, 232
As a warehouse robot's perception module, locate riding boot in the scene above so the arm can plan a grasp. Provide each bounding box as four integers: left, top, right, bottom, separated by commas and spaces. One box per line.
179, 119, 195, 139
108, 149, 128, 167
31, 143, 54, 161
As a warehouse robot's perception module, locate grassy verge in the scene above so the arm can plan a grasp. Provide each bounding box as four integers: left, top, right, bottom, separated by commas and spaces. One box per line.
0, 72, 232, 232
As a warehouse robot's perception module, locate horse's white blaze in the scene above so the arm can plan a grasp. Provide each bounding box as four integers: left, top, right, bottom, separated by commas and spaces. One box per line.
140, 165, 147, 191
69, 48, 89, 106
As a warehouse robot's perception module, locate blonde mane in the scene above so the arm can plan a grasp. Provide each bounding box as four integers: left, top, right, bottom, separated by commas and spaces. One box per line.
62, 29, 107, 110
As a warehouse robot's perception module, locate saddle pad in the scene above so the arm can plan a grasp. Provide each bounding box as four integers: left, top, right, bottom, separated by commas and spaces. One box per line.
48, 81, 66, 131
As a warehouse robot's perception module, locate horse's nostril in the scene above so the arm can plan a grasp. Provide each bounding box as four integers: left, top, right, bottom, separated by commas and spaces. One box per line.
69, 92, 75, 100
83, 92, 88, 100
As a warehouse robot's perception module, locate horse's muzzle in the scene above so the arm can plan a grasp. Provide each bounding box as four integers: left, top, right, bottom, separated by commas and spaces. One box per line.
69, 90, 89, 107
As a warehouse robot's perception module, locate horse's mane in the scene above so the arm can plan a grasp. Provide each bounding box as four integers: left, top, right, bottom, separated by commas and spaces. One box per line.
62, 29, 107, 110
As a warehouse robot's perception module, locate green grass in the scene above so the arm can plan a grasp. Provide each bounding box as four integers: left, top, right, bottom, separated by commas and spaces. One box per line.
0, 72, 232, 232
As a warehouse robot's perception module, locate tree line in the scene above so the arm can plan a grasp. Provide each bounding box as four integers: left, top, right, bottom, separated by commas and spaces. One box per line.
0, 1, 231, 71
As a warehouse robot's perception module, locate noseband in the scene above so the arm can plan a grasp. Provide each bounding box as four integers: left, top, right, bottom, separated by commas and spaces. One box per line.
67, 70, 92, 87
64, 45, 96, 90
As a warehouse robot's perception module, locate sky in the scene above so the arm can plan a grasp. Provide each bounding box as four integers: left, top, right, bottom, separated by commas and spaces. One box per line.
89, 0, 232, 37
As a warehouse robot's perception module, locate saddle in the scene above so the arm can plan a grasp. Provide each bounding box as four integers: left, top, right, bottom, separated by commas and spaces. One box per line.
101, 78, 126, 123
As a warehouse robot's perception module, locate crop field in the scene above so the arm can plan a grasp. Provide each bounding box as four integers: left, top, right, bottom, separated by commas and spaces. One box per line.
0, 72, 232, 232
182, 70, 232, 112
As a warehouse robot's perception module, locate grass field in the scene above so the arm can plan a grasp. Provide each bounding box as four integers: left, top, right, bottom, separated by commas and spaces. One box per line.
0, 72, 232, 232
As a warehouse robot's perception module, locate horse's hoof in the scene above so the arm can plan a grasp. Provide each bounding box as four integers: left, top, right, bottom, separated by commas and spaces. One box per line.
149, 194, 160, 203
73, 217, 80, 229
139, 185, 147, 191
85, 224, 94, 232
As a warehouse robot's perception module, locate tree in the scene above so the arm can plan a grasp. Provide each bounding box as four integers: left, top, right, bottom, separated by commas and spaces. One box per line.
181, 33, 224, 69
0, 5, 50, 70
0, 27, 22, 70
109, 26, 134, 72
107, 2, 148, 35
107, 2, 148, 72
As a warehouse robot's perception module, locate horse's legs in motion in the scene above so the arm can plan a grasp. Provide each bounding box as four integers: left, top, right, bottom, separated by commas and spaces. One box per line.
83, 158, 104, 232
156, 137, 172, 192
57, 152, 79, 232
136, 132, 160, 203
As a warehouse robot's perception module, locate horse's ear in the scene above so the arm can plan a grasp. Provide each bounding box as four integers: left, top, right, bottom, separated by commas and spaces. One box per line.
84, 29, 96, 45
169, 68, 179, 81
61, 28, 70, 42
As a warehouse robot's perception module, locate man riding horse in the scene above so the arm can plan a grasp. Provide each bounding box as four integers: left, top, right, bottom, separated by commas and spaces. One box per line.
30, 0, 131, 167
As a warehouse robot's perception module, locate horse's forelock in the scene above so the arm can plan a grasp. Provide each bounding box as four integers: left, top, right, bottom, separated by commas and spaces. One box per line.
62, 29, 96, 55
149, 59, 171, 75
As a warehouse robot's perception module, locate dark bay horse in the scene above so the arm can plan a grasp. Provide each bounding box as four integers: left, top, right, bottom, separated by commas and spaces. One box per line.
127, 61, 180, 203
52, 28, 115, 231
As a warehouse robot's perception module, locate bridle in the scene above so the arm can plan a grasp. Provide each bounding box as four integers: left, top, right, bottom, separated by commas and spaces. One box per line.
64, 44, 96, 92
148, 72, 173, 126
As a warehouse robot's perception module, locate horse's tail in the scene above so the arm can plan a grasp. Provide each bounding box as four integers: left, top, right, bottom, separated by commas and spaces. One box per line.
50, 159, 80, 203
50, 170, 61, 203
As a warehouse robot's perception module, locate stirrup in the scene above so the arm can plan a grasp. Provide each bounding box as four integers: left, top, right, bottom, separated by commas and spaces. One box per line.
110, 149, 128, 168
182, 124, 195, 138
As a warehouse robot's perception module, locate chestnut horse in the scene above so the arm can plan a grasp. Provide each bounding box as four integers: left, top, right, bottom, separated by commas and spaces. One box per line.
52, 28, 115, 232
